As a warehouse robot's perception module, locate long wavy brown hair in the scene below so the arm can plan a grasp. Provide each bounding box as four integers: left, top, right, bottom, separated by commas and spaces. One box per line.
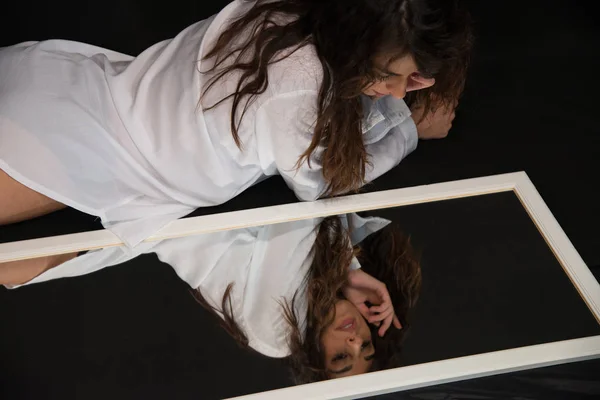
193, 215, 422, 383
201, 0, 473, 196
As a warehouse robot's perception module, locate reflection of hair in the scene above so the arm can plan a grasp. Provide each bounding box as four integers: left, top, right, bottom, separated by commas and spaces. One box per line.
201, 0, 473, 197
192, 216, 422, 383
193, 282, 249, 348
283, 216, 353, 382
358, 223, 422, 371
285, 218, 422, 383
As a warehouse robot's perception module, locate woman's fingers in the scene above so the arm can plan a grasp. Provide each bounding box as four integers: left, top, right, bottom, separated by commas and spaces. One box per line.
369, 302, 391, 314
368, 311, 390, 323
352, 282, 403, 335
369, 309, 403, 335
378, 314, 394, 337
393, 315, 403, 330
356, 303, 371, 320
368, 303, 392, 319
375, 314, 403, 336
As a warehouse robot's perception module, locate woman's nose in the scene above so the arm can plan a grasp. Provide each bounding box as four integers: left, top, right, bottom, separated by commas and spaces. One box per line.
346, 335, 363, 353
387, 81, 407, 99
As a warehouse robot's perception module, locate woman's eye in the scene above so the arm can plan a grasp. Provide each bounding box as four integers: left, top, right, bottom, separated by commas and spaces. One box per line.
332, 353, 348, 362
375, 74, 392, 81
361, 340, 372, 350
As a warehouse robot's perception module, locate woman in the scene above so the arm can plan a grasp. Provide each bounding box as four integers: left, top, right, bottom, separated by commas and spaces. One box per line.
3, 214, 422, 382
0, 0, 472, 251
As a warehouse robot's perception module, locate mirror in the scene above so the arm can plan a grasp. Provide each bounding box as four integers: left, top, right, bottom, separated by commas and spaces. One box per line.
1, 190, 598, 399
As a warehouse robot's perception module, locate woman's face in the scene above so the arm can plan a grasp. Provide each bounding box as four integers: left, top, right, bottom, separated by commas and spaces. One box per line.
362, 54, 436, 99
321, 300, 374, 378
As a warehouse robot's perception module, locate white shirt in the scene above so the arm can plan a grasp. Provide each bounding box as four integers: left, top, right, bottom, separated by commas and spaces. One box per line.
0, 0, 417, 248
11, 214, 391, 357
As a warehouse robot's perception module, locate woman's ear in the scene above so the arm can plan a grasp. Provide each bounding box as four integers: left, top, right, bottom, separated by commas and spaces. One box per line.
407, 74, 436, 92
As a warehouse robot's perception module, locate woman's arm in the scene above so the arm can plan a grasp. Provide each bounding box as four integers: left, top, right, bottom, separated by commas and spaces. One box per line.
255, 90, 327, 201
256, 90, 456, 201
363, 115, 419, 183
411, 101, 457, 140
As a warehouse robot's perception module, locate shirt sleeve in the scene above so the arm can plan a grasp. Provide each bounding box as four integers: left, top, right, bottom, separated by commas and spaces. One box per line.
363, 104, 419, 184
242, 218, 320, 358
151, 229, 257, 291
254, 90, 326, 201
256, 92, 419, 201
349, 257, 362, 270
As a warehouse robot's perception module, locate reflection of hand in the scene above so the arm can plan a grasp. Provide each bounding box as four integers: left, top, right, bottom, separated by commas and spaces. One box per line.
343, 269, 402, 337
411, 101, 456, 140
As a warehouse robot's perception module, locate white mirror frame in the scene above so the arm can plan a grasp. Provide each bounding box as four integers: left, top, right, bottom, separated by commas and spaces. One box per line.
2, 171, 599, 399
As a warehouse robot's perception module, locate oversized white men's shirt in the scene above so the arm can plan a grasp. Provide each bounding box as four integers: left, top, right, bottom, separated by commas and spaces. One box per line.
0, 0, 417, 247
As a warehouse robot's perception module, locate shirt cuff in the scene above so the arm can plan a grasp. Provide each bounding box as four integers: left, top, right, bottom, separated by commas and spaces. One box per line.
349, 256, 362, 270
402, 116, 419, 157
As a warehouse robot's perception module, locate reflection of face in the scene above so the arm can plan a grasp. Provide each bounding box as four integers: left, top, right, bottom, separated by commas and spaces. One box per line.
362, 54, 436, 99
321, 300, 374, 378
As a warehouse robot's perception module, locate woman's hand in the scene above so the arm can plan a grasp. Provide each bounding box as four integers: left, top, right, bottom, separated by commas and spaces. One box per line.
343, 269, 402, 337
411, 101, 456, 140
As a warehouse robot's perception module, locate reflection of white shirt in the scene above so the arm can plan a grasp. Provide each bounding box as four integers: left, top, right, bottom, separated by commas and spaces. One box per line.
0, 0, 417, 248
11, 214, 390, 357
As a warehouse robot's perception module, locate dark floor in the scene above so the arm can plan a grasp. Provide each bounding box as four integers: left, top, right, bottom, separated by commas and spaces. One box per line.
1, 0, 599, 399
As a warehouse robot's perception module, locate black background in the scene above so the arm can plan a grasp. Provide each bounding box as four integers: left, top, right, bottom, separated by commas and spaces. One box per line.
1, 0, 599, 398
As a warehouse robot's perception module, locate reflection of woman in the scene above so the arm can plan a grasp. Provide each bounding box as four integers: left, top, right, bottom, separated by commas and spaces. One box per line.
273, 216, 422, 382
3, 214, 421, 382
192, 214, 422, 381
0, 0, 472, 250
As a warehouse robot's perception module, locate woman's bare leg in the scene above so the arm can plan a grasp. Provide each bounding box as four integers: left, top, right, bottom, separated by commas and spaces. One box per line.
0, 169, 75, 285
0, 253, 78, 286
0, 168, 67, 225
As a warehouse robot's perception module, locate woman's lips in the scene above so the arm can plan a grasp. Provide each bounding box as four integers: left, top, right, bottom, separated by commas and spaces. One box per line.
336, 318, 356, 332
